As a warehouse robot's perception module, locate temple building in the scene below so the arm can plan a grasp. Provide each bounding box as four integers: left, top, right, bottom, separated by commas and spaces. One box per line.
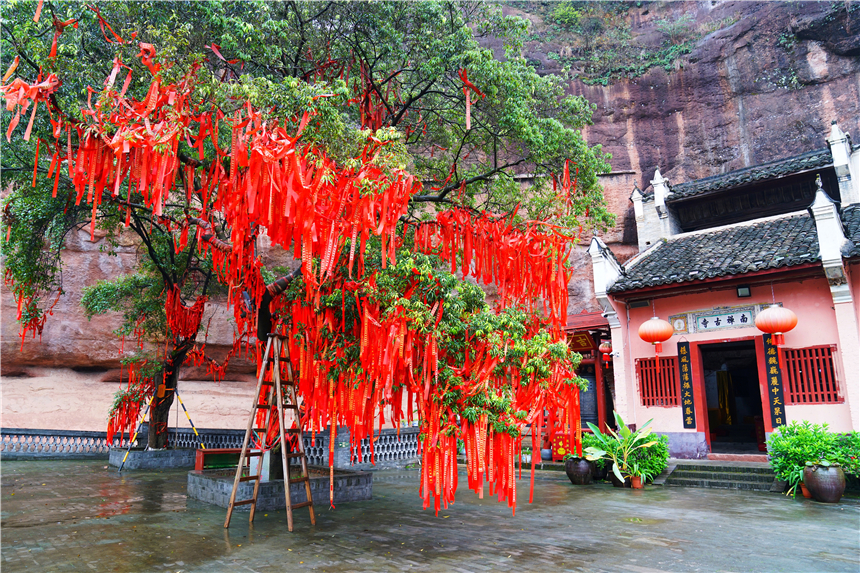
587, 121, 860, 457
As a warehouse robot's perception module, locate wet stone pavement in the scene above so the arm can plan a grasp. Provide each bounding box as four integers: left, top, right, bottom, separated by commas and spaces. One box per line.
2, 460, 858, 572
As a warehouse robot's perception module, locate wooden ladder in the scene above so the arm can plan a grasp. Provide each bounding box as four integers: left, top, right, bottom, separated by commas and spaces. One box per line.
224, 333, 316, 531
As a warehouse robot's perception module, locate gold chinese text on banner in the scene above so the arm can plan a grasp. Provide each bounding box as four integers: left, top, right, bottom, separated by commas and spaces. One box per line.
678, 341, 696, 429
762, 334, 787, 428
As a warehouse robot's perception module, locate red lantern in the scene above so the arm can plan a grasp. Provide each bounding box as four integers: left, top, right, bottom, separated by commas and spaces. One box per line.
639, 317, 673, 355
755, 305, 797, 346
598, 340, 612, 362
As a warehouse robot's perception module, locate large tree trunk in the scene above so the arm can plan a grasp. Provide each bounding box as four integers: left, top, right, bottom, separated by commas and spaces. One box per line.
148, 338, 194, 449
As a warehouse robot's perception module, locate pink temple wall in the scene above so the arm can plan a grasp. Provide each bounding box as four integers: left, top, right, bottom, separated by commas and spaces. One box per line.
611, 275, 855, 434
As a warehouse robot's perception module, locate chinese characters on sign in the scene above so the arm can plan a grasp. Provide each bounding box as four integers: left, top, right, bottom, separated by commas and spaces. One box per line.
677, 341, 696, 429
669, 304, 770, 334
762, 334, 787, 428
568, 333, 596, 352
695, 310, 753, 331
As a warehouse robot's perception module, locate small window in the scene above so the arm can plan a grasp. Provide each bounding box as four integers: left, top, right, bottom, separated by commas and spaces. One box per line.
636, 357, 679, 407
783, 346, 842, 404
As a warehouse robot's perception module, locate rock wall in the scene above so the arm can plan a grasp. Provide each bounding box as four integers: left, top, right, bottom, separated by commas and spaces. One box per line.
574, 1, 860, 189
1, 228, 258, 431
562, 0, 860, 313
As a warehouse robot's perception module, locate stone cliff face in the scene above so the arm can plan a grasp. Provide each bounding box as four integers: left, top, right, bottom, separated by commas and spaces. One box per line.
556, 0, 860, 315
3, 0, 858, 429
1, 228, 256, 377
568, 1, 859, 200
1, 228, 258, 431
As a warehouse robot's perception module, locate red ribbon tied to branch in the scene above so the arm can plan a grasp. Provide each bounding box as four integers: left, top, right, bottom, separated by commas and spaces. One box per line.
458, 69, 485, 131
138, 43, 161, 75
46, 15, 79, 59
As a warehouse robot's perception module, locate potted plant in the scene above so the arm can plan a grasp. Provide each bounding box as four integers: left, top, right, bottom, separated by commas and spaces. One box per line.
521, 447, 532, 465
835, 431, 860, 493
803, 459, 846, 503
629, 461, 653, 489
768, 421, 837, 498
562, 452, 593, 485
629, 433, 669, 485
584, 412, 658, 488
582, 433, 608, 480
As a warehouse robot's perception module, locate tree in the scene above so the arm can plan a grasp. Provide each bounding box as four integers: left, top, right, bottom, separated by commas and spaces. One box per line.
2, 1, 612, 512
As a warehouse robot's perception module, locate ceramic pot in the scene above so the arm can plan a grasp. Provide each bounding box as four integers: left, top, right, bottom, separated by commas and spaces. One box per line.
541, 448, 552, 461
592, 462, 608, 481
565, 458, 593, 485
803, 465, 846, 503
608, 464, 631, 488
521, 454, 531, 465
631, 476, 644, 489
800, 482, 812, 499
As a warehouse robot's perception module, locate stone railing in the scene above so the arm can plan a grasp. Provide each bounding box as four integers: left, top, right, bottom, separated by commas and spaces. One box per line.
1, 425, 422, 469
0, 428, 134, 459
267, 425, 420, 470
144, 424, 246, 450
349, 426, 421, 470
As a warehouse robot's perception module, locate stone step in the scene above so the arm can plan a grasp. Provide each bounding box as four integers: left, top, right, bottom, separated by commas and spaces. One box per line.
669, 470, 774, 483
673, 464, 773, 475
665, 477, 774, 491
707, 453, 768, 463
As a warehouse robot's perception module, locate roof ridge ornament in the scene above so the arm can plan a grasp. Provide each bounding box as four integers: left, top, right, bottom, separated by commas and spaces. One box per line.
810, 173, 837, 208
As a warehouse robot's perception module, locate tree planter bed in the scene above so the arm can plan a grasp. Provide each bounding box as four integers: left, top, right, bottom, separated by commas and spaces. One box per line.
108, 447, 196, 470
187, 466, 372, 510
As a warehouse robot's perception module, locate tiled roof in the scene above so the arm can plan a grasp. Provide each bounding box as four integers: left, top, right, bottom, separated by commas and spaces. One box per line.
664, 148, 833, 201
843, 205, 860, 258
565, 311, 609, 332
608, 212, 820, 293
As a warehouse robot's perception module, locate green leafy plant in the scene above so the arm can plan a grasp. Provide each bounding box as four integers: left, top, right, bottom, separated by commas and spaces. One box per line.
584, 412, 657, 483
834, 432, 860, 476
655, 14, 695, 46
560, 432, 610, 470
629, 434, 669, 481
581, 432, 606, 470
767, 421, 838, 496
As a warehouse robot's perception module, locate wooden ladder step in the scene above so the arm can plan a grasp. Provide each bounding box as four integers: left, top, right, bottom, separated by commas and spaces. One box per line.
225, 334, 315, 532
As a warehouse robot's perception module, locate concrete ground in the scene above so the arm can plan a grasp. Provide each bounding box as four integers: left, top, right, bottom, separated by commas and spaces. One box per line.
1, 460, 858, 573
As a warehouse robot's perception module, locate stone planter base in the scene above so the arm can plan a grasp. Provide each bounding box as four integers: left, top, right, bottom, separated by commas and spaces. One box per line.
187, 466, 372, 510
109, 447, 196, 470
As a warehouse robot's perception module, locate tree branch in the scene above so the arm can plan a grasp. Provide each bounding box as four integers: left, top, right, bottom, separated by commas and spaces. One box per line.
412, 160, 526, 202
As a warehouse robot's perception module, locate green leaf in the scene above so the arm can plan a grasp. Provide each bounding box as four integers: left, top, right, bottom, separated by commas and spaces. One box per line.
612, 462, 625, 483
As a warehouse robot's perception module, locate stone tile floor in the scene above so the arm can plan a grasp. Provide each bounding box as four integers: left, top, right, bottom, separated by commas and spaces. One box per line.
2, 460, 859, 572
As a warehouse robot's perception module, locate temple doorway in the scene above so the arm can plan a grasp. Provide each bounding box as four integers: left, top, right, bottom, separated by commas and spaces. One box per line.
700, 340, 764, 453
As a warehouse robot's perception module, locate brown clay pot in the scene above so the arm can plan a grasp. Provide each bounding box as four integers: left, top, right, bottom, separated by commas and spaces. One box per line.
608, 464, 631, 488
631, 476, 644, 489
592, 462, 608, 481
565, 458, 594, 485
800, 482, 812, 499
803, 465, 846, 503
